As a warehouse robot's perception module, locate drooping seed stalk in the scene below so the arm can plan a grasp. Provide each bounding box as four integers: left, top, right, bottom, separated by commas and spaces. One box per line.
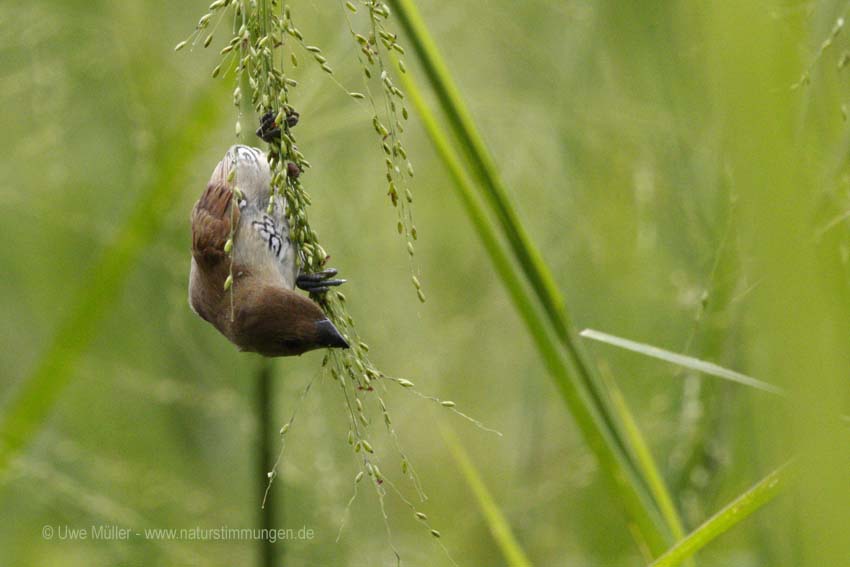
177, 1, 485, 561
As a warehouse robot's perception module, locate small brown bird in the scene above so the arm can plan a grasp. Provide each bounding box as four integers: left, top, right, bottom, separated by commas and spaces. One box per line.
189, 145, 348, 356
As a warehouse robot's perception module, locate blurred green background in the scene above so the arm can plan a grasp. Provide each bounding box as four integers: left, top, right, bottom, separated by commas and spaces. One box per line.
2, 1, 850, 565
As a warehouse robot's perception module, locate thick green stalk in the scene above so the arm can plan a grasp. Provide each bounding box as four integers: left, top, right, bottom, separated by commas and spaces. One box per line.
391, 0, 684, 553
0, 83, 227, 476
400, 69, 670, 554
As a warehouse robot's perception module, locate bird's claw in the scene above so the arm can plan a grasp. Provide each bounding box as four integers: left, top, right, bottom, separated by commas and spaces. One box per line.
297, 268, 346, 294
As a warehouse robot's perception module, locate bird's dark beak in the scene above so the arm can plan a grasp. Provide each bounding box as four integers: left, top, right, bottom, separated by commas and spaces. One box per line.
316, 318, 349, 349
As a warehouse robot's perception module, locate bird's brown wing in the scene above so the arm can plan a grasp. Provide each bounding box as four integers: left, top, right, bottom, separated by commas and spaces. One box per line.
191, 182, 239, 267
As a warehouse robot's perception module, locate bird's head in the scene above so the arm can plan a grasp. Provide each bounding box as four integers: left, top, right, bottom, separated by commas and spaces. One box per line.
233, 286, 349, 357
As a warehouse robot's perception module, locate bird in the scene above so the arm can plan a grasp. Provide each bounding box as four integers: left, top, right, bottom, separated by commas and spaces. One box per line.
188, 144, 349, 357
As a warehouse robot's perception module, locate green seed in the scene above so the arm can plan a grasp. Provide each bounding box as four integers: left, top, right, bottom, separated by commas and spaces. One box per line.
362, 440, 374, 453
431, 530, 441, 538
174, 40, 188, 51
346, 1, 357, 12
350, 92, 365, 99
290, 53, 298, 67
211, 64, 222, 78
417, 289, 426, 303
415, 512, 427, 521
441, 400, 456, 408
224, 275, 233, 291
397, 378, 414, 388
203, 33, 213, 48
224, 239, 233, 253
280, 423, 290, 434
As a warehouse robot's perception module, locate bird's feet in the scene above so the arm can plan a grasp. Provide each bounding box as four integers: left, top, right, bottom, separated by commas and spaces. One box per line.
297, 268, 346, 294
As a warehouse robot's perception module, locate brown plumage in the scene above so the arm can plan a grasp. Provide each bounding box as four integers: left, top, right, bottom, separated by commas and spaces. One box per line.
189, 145, 348, 357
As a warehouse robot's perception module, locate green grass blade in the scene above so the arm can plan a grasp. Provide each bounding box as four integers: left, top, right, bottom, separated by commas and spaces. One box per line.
0, 84, 227, 475
398, 61, 671, 554
391, 0, 685, 553
580, 329, 786, 396
440, 424, 533, 567
649, 462, 793, 567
